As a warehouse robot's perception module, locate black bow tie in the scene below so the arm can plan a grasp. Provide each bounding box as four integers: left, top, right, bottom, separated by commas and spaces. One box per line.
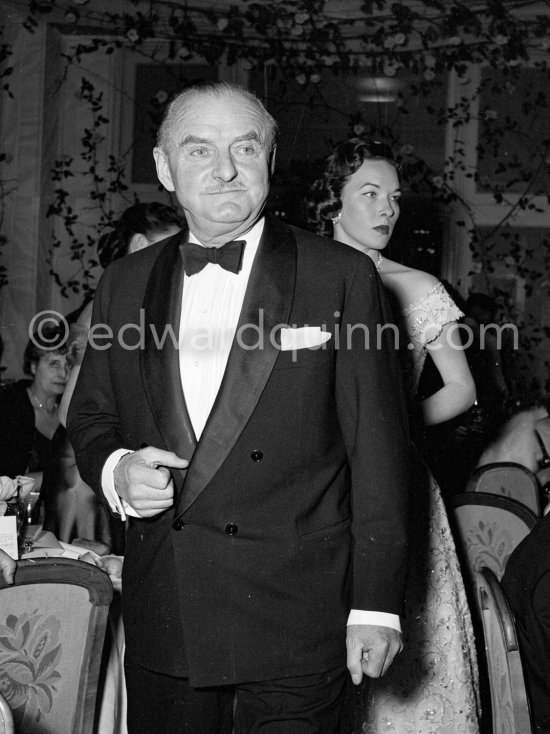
181, 240, 246, 276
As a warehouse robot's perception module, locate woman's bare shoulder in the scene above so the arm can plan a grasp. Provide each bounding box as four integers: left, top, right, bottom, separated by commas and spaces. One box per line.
380, 260, 440, 311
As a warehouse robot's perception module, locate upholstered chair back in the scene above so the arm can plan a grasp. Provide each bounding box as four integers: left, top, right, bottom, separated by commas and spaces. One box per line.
475, 567, 534, 734
466, 462, 542, 516
0, 558, 112, 734
452, 492, 537, 586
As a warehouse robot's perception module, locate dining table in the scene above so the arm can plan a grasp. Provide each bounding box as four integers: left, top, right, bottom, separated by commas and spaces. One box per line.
20, 525, 128, 734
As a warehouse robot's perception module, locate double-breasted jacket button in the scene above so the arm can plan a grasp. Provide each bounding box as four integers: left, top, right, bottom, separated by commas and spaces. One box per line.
225, 523, 239, 536
172, 518, 185, 531
250, 449, 263, 462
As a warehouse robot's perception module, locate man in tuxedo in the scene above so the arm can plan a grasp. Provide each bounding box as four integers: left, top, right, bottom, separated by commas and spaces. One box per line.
502, 511, 550, 733
68, 82, 410, 733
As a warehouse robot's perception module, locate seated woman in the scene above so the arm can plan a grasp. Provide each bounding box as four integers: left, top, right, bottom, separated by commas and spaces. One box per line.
0, 324, 69, 524
0, 324, 98, 543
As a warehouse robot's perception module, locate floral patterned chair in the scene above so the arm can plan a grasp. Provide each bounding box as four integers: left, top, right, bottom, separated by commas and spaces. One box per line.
466, 462, 543, 516
0, 557, 113, 734
451, 491, 538, 587
475, 567, 534, 734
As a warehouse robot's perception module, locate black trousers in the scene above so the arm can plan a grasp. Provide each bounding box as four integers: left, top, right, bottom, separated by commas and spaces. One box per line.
125, 661, 348, 734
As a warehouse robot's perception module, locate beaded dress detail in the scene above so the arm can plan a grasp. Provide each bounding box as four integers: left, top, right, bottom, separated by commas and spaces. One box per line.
359, 281, 481, 734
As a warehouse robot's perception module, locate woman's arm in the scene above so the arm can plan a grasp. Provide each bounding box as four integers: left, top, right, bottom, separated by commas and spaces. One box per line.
419, 322, 476, 426
58, 364, 81, 428
58, 303, 93, 428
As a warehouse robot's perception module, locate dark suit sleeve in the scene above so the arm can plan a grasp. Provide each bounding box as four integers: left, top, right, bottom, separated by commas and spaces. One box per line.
532, 570, 550, 662
67, 266, 125, 499
335, 255, 410, 615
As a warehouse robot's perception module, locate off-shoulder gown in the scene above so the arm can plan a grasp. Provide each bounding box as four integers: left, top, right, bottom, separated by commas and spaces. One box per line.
361, 282, 481, 734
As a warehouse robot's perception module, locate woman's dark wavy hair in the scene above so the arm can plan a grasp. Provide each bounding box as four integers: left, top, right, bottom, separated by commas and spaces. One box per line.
305, 138, 399, 238
23, 323, 68, 375
97, 201, 183, 269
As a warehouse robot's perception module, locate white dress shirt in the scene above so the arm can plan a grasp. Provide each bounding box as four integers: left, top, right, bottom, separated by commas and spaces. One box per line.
178, 222, 261, 437
101, 217, 400, 632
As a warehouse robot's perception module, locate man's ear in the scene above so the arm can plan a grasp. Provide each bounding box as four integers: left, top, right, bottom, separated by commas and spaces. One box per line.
269, 145, 277, 176
153, 147, 176, 192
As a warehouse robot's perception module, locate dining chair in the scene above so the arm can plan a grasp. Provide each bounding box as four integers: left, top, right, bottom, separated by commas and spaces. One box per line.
0, 692, 14, 734
0, 557, 113, 734
466, 461, 543, 516
475, 566, 534, 734
451, 492, 538, 587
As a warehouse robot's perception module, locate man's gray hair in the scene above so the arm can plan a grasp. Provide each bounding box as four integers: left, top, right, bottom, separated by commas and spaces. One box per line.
156, 82, 278, 153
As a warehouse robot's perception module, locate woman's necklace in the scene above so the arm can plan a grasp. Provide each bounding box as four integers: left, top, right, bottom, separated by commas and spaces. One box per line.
375, 251, 383, 271
29, 390, 58, 418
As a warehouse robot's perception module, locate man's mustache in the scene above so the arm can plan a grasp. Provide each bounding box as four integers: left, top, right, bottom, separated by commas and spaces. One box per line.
205, 183, 246, 193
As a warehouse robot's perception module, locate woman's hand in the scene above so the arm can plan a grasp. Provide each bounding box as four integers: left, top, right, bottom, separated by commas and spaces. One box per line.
15, 475, 37, 499
98, 555, 123, 578
0, 475, 37, 513
0, 549, 15, 584
0, 476, 18, 502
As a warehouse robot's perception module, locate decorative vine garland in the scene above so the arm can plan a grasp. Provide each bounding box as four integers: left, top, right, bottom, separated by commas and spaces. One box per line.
1, 0, 549, 397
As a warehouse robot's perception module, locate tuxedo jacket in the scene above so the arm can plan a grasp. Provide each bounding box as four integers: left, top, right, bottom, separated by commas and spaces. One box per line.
68, 214, 410, 687
502, 512, 550, 731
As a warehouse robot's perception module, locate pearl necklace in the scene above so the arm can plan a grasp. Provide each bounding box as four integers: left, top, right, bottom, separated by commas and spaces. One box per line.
29, 391, 58, 418
375, 251, 383, 271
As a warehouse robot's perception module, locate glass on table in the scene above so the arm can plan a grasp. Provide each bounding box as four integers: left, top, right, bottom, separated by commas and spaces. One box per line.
19, 491, 43, 554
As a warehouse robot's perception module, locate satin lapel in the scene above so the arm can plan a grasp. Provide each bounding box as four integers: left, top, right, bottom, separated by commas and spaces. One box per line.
140, 230, 197, 490
175, 215, 297, 516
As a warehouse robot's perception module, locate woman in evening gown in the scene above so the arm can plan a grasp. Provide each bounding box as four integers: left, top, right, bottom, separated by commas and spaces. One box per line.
306, 137, 480, 734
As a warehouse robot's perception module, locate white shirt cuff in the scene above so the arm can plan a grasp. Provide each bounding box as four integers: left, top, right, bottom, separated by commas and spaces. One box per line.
101, 449, 140, 519
347, 610, 401, 632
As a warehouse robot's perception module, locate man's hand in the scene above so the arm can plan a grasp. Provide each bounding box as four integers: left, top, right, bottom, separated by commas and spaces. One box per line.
0, 549, 15, 584
114, 447, 189, 518
346, 624, 403, 684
